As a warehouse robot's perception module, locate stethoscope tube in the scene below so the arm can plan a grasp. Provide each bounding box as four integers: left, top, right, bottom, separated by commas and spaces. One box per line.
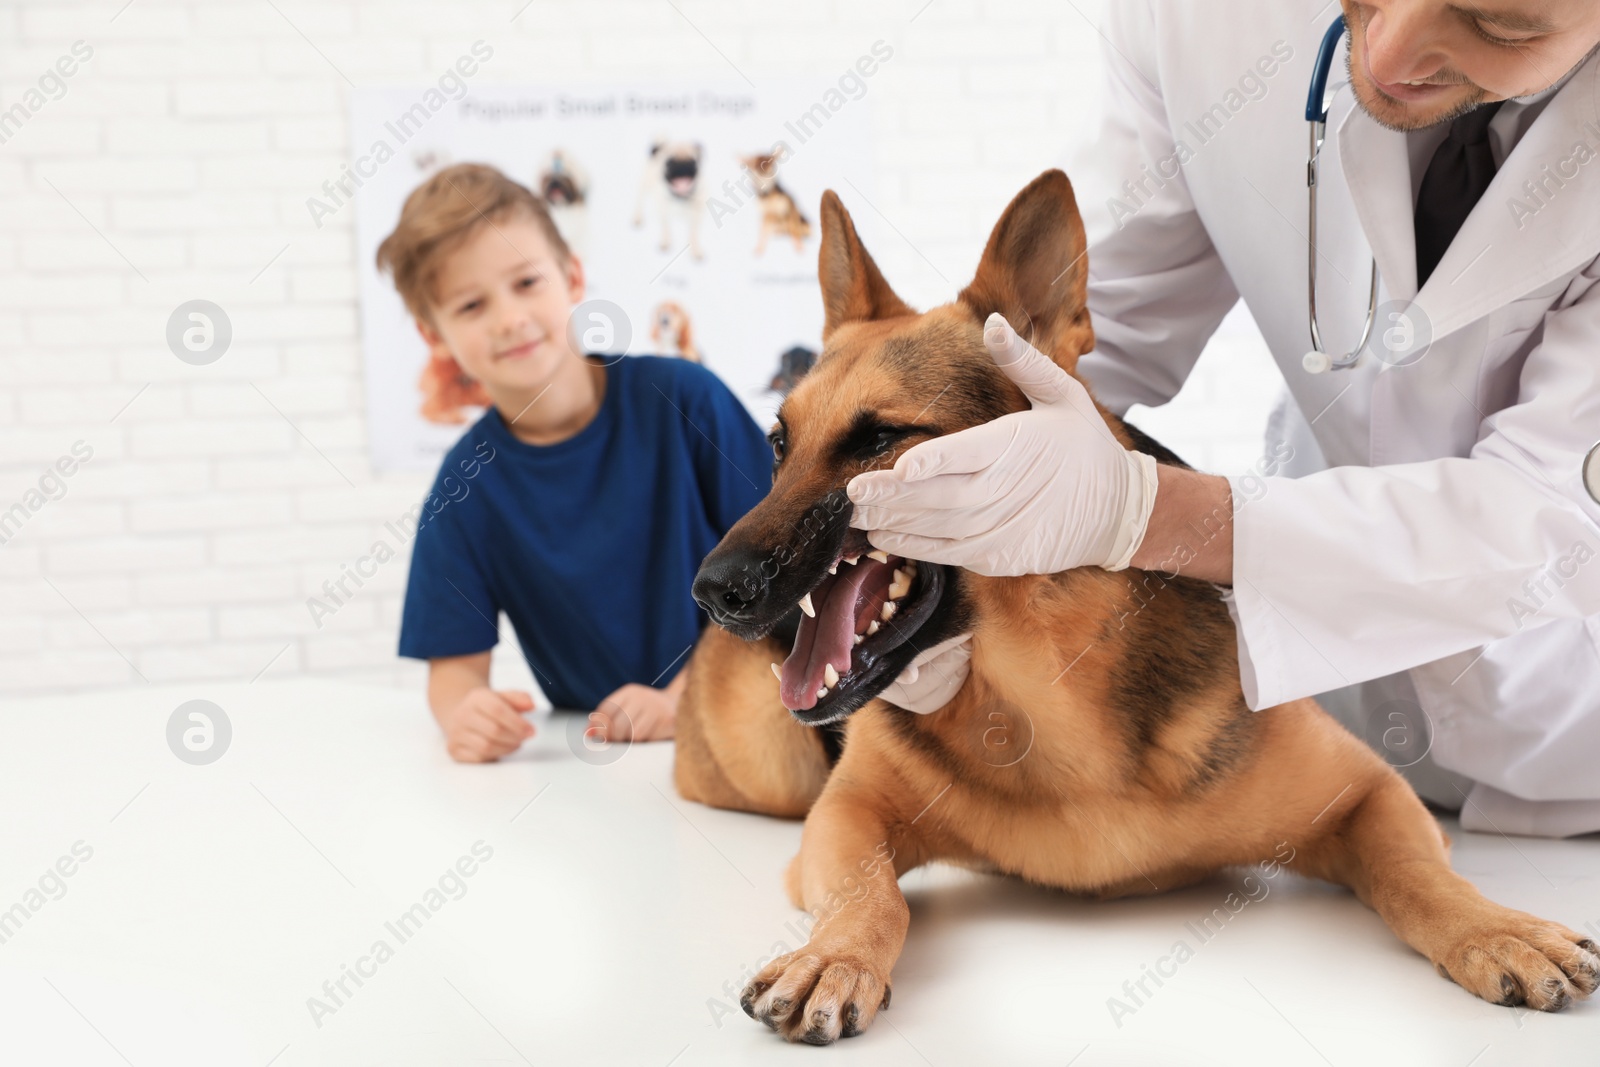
1303, 14, 1380, 374
1299, 17, 1600, 503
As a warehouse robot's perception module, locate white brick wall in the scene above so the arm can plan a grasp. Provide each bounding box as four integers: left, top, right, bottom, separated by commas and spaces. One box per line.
0, 0, 1276, 699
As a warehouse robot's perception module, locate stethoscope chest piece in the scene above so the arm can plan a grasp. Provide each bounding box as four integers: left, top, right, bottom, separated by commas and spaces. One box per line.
1303, 13, 1380, 375
1584, 441, 1600, 505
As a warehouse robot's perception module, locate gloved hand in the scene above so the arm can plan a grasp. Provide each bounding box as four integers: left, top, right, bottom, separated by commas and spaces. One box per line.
846, 313, 1159, 576
878, 632, 972, 714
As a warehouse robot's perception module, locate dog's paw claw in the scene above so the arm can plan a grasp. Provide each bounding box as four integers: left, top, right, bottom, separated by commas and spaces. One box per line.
740, 949, 890, 1043
800, 1008, 835, 1045
1537, 976, 1570, 1012
1433, 909, 1595, 1013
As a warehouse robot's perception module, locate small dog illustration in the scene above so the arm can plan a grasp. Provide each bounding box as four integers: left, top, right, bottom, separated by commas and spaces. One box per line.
537, 149, 589, 254
739, 152, 811, 255
634, 141, 706, 260
768, 345, 816, 394
417, 353, 491, 425
650, 301, 701, 363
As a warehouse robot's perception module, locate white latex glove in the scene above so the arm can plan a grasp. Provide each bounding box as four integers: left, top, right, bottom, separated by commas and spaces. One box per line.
846, 313, 1158, 576
878, 632, 972, 714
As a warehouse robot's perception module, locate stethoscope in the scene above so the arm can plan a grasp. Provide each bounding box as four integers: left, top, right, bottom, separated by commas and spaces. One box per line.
1301, 17, 1600, 504
1303, 14, 1380, 374
1587, 441, 1600, 506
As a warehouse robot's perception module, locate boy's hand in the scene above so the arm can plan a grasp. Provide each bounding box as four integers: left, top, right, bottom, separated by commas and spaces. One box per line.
437, 687, 536, 763
588, 683, 677, 743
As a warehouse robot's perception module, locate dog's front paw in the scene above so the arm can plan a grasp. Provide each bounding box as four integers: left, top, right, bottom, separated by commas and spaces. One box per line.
740, 948, 891, 1044
1432, 907, 1599, 1012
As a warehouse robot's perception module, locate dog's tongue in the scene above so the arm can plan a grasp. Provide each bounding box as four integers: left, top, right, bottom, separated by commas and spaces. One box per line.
779, 556, 894, 710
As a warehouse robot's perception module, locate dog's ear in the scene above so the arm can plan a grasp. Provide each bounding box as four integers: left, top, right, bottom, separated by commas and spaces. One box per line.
817, 190, 916, 340
959, 169, 1092, 367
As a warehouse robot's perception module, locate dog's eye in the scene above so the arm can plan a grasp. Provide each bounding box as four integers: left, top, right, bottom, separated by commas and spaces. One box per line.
769, 432, 787, 466
870, 429, 898, 455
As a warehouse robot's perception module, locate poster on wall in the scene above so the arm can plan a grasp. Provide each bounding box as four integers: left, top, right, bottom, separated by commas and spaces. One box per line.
350, 77, 878, 474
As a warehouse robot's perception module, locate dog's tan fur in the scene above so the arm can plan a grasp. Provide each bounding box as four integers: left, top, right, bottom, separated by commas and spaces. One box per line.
674, 169, 1599, 1043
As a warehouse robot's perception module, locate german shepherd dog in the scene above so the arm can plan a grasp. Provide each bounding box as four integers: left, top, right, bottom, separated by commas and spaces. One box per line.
673, 170, 1600, 1043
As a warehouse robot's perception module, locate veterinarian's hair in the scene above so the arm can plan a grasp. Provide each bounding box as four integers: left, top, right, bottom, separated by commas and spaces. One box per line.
375, 162, 573, 327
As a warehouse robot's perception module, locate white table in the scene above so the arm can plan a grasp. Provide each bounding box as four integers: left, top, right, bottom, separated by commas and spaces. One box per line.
1, 679, 1595, 1066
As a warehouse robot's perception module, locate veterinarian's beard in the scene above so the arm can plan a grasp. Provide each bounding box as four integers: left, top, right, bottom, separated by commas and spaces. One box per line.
1342, 40, 1485, 132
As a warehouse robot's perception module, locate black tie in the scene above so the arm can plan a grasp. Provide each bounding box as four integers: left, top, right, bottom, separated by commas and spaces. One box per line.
1414, 100, 1505, 287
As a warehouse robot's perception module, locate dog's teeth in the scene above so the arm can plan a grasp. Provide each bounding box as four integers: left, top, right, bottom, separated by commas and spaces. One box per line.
867, 620, 880, 635
853, 633, 863, 645
844, 555, 859, 566
889, 568, 911, 599
881, 600, 897, 620
867, 550, 889, 563
817, 685, 829, 699
798, 592, 815, 617
771, 662, 782, 681
823, 663, 839, 687
828, 562, 838, 575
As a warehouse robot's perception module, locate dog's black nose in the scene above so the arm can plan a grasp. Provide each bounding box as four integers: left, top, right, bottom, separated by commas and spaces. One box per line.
692, 550, 769, 621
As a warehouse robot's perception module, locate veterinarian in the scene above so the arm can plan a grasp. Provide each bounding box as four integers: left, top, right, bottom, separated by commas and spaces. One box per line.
848, 0, 1600, 838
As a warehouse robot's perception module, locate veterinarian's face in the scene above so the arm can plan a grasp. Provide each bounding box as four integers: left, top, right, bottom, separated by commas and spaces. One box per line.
420, 216, 584, 393
1342, 0, 1600, 130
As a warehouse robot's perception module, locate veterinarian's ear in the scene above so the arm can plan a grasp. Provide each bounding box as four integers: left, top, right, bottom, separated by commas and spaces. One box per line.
959, 169, 1092, 368
817, 189, 916, 341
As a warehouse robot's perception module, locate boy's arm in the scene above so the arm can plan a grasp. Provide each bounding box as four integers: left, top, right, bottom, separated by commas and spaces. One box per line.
427, 651, 537, 762
427, 650, 492, 717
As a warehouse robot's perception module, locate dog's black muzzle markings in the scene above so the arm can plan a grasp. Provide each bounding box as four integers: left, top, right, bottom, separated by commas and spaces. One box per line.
693, 490, 967, 726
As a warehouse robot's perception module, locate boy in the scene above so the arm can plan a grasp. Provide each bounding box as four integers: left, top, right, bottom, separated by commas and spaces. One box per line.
377, 163, 772, 762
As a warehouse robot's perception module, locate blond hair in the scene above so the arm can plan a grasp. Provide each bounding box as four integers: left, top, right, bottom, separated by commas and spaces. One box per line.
375, 162, 572, 327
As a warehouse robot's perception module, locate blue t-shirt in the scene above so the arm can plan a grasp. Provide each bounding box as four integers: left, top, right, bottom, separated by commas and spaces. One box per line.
397, 355, 772, 710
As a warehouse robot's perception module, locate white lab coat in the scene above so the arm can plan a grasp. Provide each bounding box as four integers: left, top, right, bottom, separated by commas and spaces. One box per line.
1072, 0, 1600, 837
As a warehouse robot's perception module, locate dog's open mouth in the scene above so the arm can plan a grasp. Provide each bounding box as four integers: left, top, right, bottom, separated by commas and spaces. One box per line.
778, 533, 945, 725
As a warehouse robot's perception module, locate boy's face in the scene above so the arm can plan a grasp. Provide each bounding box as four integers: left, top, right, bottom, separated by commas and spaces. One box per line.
417, 215, 585, 394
